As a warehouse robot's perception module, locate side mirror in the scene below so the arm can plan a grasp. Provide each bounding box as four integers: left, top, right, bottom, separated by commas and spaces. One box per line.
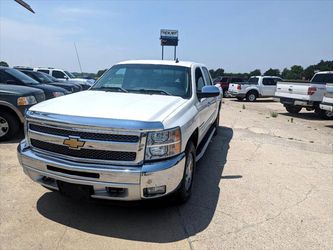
64, 75, 69, 80
6, 80, 18, 85
197, 85, 220, 99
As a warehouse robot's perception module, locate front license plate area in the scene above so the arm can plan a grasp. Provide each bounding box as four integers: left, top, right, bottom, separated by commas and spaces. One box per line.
57, 181, 93, 200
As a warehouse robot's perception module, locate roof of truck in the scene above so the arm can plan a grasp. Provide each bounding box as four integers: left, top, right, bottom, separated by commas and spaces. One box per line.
117, 60, 202, 68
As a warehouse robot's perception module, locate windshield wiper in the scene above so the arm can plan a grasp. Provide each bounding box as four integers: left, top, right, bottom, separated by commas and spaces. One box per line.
96, 86, 128, 93
130, 88, 171, 96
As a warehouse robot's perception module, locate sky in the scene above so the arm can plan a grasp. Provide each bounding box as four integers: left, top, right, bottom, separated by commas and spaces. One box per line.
0, 0, 332, 73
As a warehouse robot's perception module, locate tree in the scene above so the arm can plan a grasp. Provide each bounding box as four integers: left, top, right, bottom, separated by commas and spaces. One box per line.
281, 68, 291, 79
249, 69, 261, 76
0, 61, 9, 67
264, 68, 280, 76
302, 65, 315, 80
96, 69, 107, 78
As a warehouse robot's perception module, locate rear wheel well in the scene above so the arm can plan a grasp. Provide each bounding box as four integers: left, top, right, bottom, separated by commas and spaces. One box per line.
0, 105, 21, 125
247, 89, 259, 96
188, 129, 198, 149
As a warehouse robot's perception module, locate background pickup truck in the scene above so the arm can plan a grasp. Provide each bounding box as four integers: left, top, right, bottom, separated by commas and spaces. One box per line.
228, 76, 282, 102
0, 84, 45, 141
17, 60, 221, 204
275, 71, 333, 119
320, 83, 333, 116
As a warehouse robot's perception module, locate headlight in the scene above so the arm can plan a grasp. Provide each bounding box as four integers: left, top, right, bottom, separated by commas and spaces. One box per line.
53, 92, 64, 97
145, 127, 181, 161
17, 96, 37, 106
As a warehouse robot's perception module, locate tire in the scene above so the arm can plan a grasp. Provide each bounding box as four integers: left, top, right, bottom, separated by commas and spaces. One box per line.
223, 90, 228, 98
214, 110, 220, 136
236, 97, 244, 101
285, 105, 302, 114
175, 142, 196, 204
246, 91, 257, 102
315, 108, 333, 119
0, 111, 20, 142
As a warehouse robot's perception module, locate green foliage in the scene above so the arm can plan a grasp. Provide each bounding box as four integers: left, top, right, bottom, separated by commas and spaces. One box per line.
0, 61, 9, 67
97, 69, 107, 78
282, 65, 304, 80
264, 68, 280, 76
270, 111, 278, 118
249, 69, 261, 76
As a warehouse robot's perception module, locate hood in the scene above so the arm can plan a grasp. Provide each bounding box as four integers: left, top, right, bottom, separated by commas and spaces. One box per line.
32, 84, 67, 93
29, 90, 188, 122
0, 83, 44, 96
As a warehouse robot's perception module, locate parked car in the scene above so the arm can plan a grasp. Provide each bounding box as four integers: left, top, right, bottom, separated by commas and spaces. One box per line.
319, 83, 333, 118
213, 76, 246, 97
42, 74, 83, 91
18, 70, 81, 93
228, 76, 282, 102
0, 84, 45, 141
33, 67, 93, 90
275, 71, 333, 119
17, 60, 222, 203
0, 67, 69, 100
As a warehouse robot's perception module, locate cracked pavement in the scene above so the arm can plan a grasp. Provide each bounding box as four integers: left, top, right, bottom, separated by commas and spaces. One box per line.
0, 98, 332, 249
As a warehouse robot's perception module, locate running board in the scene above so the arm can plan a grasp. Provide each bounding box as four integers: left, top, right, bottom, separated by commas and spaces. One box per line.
195, 127, 216, 162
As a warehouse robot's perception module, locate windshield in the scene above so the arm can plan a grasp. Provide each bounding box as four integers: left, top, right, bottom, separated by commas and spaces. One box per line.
5, 68, 39, 85
91, 64, 191, 98
33, 72, 53, 83
65, 71, 75, 78
311, 73, 333, 83
248, 77, 259, 84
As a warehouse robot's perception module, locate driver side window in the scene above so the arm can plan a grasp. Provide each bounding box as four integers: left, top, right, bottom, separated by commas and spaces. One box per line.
195, 67, 205, 92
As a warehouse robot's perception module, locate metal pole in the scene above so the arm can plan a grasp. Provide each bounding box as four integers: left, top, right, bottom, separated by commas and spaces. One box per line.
74, 42, 83, 73
162, 45, 164, 60
174, 46, 177, 60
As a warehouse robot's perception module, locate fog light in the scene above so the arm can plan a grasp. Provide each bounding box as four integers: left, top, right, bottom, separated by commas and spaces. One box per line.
143, 185, 166, 197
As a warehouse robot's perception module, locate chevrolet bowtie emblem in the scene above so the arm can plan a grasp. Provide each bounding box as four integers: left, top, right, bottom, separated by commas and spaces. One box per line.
63, 137, 85, 149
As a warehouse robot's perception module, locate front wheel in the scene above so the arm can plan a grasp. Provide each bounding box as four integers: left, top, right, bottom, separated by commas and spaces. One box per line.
0, 111, 19, 142
285, 105, 302, 114
175, 142, 196, 204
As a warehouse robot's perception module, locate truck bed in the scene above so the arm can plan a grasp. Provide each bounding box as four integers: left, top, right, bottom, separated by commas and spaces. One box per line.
275, 81, 326, 102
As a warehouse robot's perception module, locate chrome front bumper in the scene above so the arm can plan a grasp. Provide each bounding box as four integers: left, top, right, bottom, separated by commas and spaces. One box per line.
17, 140, 186, 201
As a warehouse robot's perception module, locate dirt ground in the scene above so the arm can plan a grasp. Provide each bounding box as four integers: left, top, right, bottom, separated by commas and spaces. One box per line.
0, 98, 332, 250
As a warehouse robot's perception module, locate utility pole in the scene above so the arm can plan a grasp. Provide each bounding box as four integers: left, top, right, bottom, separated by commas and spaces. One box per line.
74, 42, 83, 74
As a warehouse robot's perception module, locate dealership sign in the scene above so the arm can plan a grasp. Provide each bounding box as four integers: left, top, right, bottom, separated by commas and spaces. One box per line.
160, 29, 179, 46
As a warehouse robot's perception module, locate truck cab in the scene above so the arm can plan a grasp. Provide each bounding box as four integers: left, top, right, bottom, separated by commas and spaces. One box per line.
17, 60, 221, 203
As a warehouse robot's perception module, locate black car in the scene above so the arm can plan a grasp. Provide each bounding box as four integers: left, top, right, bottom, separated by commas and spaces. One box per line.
43, 74, 83, 91
0, 83, 45, 141
19, 70, 81, 93
0, 67, 69, 99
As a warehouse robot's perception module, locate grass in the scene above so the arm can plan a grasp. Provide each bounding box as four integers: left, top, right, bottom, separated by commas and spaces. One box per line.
242, 104, 246, 110
270, 111, 278, 118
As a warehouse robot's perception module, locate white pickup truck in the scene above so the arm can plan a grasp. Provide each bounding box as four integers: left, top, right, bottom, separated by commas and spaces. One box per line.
17, 60, 221, 203
275, 71, 333, 119
228, 76, 282, 102
320, 83, 333, 114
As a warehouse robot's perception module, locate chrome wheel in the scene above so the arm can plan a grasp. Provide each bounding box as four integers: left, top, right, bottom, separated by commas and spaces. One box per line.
184, 152, 194, 191
0, 116, 9, 137
248, 94, 256, 101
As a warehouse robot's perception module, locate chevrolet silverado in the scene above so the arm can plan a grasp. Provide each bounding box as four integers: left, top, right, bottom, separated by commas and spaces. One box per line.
17, 60, 222, 203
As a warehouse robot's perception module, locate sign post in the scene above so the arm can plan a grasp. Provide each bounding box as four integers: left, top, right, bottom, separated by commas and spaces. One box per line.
160, 29, 179, 60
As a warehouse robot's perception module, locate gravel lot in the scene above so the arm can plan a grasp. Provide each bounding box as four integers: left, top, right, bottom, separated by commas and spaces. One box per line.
1, 98, 332, 250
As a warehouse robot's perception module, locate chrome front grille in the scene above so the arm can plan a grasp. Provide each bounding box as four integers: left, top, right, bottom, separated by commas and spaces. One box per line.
30, 139, 136, 161
27, 121, 145, 165
29, 124, 139, 142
